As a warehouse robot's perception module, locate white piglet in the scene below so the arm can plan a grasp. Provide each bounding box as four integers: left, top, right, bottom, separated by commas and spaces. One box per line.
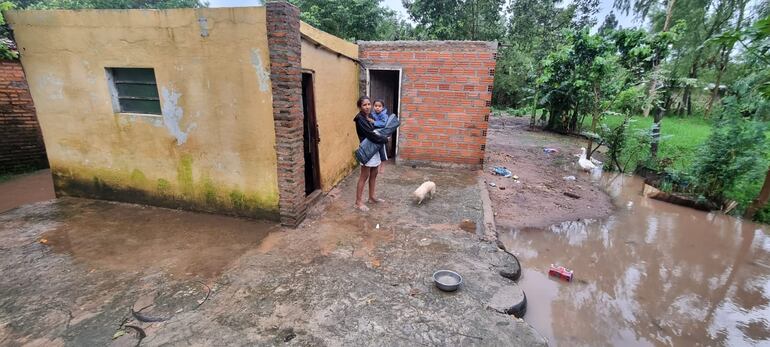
413, 181, 436, 205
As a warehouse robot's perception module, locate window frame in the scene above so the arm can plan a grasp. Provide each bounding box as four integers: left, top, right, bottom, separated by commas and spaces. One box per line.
105, 67, 162, 116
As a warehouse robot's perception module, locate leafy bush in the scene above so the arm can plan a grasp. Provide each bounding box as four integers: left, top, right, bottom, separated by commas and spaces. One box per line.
0, 1, 18, 60
594, 114, 652, 172
690, 110, 768, 203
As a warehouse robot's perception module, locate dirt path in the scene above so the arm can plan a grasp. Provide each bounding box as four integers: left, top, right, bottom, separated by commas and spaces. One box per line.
0, 170, 55, 213
483, 116, 614, 229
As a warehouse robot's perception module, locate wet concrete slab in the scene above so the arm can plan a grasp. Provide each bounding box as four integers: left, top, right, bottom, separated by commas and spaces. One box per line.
0, 164, 544, 346
0, 170, 55, 213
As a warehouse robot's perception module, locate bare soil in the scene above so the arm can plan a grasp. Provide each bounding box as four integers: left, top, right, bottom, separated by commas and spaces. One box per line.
483, 116, 614, 229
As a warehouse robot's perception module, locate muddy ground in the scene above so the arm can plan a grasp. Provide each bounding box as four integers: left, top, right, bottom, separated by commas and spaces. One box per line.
483, 116, 614, 229
0, 170, 54, 213
0, 164, 545, 346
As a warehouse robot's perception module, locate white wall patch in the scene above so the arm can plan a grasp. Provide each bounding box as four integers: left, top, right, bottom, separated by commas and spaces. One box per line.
250, 48, 270, 92
40, 73, 65, 100
160, 87, 197, 146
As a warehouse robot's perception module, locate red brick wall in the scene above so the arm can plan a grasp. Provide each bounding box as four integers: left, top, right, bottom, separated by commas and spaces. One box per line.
266, 2, 307, 227
359, 41, 497, 169
0, 60, 47, 173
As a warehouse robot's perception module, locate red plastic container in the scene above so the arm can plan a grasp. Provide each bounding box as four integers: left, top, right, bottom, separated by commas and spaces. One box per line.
548, 264, 574, 282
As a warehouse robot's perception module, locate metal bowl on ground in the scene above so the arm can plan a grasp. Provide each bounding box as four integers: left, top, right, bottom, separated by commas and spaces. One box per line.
432, 270, 463, 292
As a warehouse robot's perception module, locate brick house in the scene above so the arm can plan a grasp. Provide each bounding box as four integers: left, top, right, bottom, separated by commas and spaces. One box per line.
0, 60, 47, 173
5, 2, 496, 226
359, 41, 497, 168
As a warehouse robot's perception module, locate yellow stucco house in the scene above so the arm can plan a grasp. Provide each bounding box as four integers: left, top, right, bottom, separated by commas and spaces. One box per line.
4, 1, 499, 226
5, 3, 362, 226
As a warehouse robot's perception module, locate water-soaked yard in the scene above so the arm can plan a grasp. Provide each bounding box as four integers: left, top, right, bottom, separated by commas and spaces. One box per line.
2, 116, 769, 346
488, 116, 770, 346
0, 164, 542, 346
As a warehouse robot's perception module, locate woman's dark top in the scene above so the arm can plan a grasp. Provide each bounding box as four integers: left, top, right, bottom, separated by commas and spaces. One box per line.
354, 112, 388, 144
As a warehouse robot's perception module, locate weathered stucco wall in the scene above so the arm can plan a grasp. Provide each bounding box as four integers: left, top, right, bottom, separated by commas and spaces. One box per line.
6, 7, 280, 218
300, 24, 360, 191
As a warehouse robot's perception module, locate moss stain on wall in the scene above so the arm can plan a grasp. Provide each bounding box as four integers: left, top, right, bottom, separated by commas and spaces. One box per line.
177, 154, 194, 198
51, 164, 279, 220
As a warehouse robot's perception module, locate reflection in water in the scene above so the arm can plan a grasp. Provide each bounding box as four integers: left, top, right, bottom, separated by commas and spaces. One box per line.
501, 174, 770, 346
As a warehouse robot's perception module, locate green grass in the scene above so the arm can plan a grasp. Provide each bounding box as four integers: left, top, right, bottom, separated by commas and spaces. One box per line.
580, 114, 770, 223
492, 106, 530, 117
581, 114, 713, 171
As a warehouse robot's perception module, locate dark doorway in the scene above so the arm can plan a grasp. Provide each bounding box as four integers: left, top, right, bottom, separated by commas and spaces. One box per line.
369, 69, 400, 158
301, 72, 321, 196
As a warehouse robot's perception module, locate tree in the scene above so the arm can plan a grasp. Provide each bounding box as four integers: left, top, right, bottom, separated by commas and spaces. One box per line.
494, 0, 574, 111
644, 0, 676, 120
378, 13, 417, 41
598, 11, 620, 36
691, 110, 767, 203
615, 0, 685, 161
537, 29, 616, 137
713, 13, 770, 219
572, 0, 600, 30
290, 0, 399, 41
402, 0, 505, 41
671, 0, 733, 116
703, 0, 751, 118
614, 0, 677, 123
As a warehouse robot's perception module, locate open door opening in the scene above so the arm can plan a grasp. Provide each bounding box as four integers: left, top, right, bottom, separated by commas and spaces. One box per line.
368, 69, 400, 158
302, 72, 321, 196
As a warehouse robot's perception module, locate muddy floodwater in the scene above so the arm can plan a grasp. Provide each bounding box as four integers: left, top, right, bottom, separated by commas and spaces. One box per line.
39, 199, 278, 278
500, 174, 770, 346
0, 170, 54, 213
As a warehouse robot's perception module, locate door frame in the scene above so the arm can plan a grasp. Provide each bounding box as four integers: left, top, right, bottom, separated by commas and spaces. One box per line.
301, 70, 322, 196
366, 68, 402, 157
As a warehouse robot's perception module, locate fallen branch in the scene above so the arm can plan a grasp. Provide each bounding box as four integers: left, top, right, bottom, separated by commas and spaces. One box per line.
123, 325, 147, 347
195, 281, 212, 309
131, 305, 168, 323
453, 331, 483, 340
563, 192, 581, 199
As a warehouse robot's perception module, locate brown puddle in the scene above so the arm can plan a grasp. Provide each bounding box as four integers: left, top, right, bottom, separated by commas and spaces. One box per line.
0, 170, 55, 213
41, 200, 278, 279
500, 174, 770, 346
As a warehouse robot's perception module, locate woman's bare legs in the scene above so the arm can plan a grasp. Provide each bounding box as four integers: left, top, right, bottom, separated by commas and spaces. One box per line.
368, 166, 384, 203
355, 166, 371, 211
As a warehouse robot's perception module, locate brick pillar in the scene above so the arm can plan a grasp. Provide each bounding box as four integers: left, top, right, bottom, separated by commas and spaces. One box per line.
266, 1, 306, 227
0, 60, 47, 173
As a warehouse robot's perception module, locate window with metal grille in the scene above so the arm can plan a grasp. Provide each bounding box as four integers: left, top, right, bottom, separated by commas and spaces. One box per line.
106, 68, 161, 115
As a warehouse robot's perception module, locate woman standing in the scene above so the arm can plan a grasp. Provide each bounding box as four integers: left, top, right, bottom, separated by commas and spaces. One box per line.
353, 96, 387, 211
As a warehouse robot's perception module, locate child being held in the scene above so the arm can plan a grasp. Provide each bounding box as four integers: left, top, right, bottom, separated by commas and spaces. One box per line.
371, 99, 389, 173
371, 99, 389, 128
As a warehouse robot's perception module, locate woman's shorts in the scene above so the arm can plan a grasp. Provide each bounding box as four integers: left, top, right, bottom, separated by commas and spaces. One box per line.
362, 153, 381, 167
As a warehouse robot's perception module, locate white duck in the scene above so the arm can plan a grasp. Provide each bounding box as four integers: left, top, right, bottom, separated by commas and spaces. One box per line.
574, 150, 603, 165
578, 147, 598, 172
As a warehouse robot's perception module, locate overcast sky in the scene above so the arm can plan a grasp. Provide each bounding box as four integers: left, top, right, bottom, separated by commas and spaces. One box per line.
206, 0, 645, 30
